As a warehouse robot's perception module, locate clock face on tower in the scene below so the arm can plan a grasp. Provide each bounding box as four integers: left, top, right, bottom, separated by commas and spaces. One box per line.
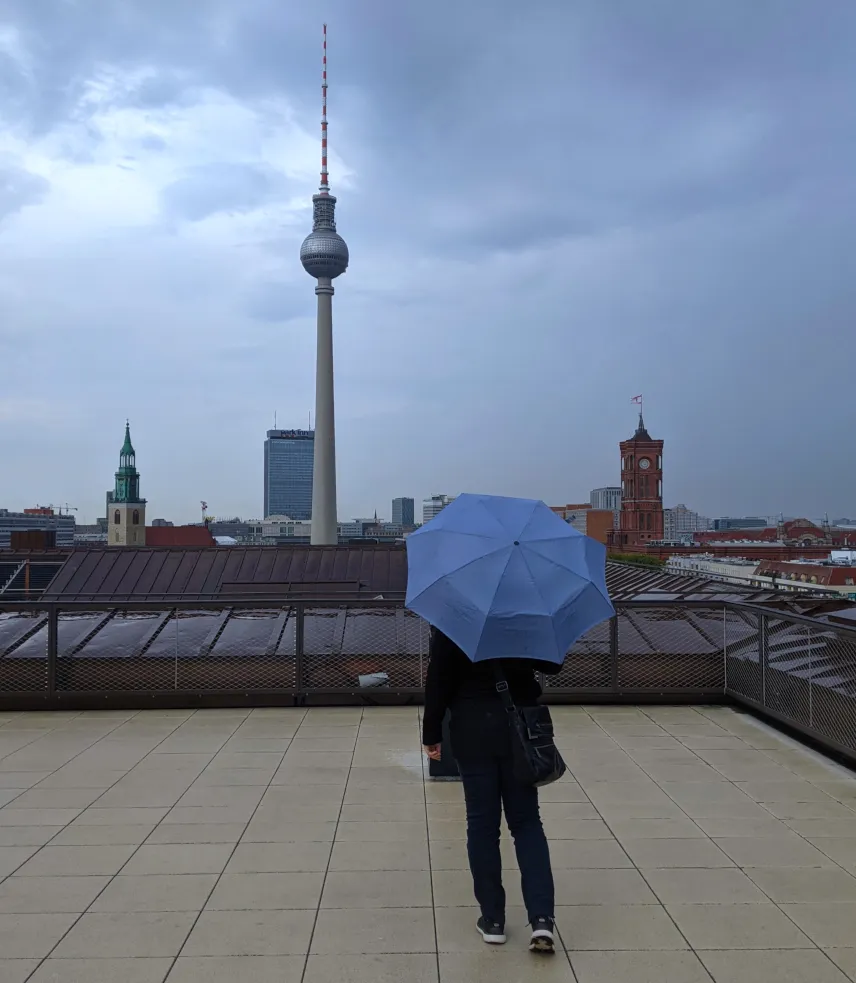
639, 458, 651, 470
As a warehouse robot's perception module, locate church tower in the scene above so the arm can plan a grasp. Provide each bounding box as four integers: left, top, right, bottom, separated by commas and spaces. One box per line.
616, 412, 664, 548
110, 421, 146, 546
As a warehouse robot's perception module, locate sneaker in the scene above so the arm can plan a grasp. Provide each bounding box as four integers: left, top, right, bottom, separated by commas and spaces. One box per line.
476, 916, 506, 945
529, 916, 555, 953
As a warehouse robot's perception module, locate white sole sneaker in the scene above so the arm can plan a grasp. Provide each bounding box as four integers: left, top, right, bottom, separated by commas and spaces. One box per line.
529, 929, 555, 952
477, 920, 507, 945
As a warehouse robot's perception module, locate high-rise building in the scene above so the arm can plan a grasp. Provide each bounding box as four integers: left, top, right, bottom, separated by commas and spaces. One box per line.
392, 497, 415, 527
611, 412, 664, 548
109, 421, 146, 546
711, 517, 768, 531
300, 24, 349, 546
423, 495, 456, 525
590, 487, 622, 512
664, 504, 709, 541
0, 509, 76, 548
264, 429, 315, 520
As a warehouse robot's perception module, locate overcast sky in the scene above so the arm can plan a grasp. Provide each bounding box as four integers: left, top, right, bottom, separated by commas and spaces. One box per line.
2, 1, 854, 524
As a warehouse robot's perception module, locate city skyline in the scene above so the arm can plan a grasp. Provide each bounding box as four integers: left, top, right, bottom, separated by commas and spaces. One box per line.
2, 2, 855, 522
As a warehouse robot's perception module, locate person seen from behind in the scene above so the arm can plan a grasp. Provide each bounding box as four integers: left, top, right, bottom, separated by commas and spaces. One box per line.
422, 626, 561, 952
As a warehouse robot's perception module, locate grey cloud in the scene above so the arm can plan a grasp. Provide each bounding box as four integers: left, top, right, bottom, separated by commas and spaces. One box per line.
245, 281, 310, 323
0, 165, 49, 221
160, 162, 284, 222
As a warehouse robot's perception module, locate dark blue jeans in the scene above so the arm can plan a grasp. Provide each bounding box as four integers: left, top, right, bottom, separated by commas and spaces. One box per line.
456, 752, 555, 925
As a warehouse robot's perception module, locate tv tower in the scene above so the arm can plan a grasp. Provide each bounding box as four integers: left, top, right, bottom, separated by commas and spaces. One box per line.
300, 23, 349, 545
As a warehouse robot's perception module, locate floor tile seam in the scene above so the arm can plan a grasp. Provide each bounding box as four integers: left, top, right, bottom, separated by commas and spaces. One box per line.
10, 711, 232, 978
99, 717, 292, 979
0, 710, 187, 887
297, 707, 365, 981
419, 714, 443, 976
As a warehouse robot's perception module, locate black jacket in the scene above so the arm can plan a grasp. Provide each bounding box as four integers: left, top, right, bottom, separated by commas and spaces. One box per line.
422, 629, 561, 759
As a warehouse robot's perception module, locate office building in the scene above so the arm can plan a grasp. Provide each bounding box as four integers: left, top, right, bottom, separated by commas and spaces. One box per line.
590, 486, 622, 512
263, 429, 315, 520
423, 495, 456, 525
711, 516, 769, 531
392, 497, 415, 527
0, 509, 76, 549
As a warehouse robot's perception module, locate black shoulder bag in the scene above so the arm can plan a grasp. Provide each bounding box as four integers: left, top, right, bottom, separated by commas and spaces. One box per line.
492, 664, 567, 788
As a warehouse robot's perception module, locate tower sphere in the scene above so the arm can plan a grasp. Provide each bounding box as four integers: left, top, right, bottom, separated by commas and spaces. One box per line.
300, 227, 349, 279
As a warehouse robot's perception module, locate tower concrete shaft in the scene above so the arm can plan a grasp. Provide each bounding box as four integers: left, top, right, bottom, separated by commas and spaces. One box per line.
300, 24, 348, 546
310, 277, 337, 545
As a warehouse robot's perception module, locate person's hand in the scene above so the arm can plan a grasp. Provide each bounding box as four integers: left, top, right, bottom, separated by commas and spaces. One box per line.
423, 743, 442, 761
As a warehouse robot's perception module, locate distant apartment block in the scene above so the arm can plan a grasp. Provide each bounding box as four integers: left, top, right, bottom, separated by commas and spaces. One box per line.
0, 509, 75, 549
590, 486, 622, 512
392, 497, 415, 527
664, 504, 709, 541
423, 495, 456, 525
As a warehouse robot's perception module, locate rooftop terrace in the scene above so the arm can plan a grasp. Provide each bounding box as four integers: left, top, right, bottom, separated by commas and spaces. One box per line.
0, 705, 855, 982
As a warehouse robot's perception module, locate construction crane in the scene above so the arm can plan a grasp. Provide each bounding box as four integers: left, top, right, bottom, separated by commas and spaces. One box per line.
36, 504, 79, 516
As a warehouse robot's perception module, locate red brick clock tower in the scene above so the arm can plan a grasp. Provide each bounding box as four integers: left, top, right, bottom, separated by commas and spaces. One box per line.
616, 412, 664, 548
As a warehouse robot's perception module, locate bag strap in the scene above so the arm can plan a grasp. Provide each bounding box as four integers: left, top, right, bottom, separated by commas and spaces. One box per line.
491, 662, 517, 713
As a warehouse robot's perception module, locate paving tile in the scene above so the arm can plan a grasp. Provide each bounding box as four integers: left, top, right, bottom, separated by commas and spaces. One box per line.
0, 774, 50, 789
0, 875, 109, 913
192, 768, 277, 786
206, 871, 323, 910
146, 823, 247, 844
322, 870, 431, 908
164, 805, 257, 825
122, 844, 233, 875
569, 950, 711, 983
312, 907, 436, 954
554, 868, 658, 905
825, 949, 856, 981
252, 803, 342, 824
607, 817, 706, 840
546, 839, 632, 868
227, 841, 332, 873
698, 949, 852, 983
541, 819, 614, 839
0, 960, 37, 983
736, 780, 837, 802
0, 847, 37, 877
786, 819, 856, 838
0, 912, 80, 959
52, 822, 157, 846
642, 867, 769, 904
0, 827, 62, 847
241, 821, 337, 843
713, 835, 835, 867
439, 949, 575, 981
691, 815, 792, 838
809, 838, 856, 867
183, 909, 316, 956
27, 958, 173, 983
14, 844, 136, 877
177, 786, 265, 810
779, 904, 856, 947
595, 802, 686, 821
339, 802, 425, 822
765, 800, 856, 820
52, 910, 195, 958
166, 956, 306, 982
345, 783, 426, 805
0, 808, 82, 827
71, 807, 170, 825
4, 789, 103, 810
553, 904, 688, 950
666, 903, 814, 949
335, 821, 427, 843
90, 874, 217, 912
328, 839, 429, 871
622, 837, 733, 868
747, 867, 856, 902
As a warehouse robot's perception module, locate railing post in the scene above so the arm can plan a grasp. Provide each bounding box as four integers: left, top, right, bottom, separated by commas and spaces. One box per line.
610, 614, 620, 693
295, 604, 305, 706
47, 605, 58, 701
759, 613, 768, 709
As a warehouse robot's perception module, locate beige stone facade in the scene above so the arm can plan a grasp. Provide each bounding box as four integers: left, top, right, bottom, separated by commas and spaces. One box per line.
110, 501, 146, 546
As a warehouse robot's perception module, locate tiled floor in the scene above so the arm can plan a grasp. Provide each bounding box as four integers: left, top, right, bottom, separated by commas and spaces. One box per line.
0, 705, 854, 982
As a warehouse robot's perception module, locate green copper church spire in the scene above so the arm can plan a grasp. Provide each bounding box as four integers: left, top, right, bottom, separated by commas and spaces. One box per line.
114, 420, 142, 503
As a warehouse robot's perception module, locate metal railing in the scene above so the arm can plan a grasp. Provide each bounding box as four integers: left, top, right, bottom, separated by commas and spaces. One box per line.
1, 597, 855, 765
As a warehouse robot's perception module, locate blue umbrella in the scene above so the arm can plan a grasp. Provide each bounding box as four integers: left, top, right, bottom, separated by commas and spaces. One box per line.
405, 493, 614, 664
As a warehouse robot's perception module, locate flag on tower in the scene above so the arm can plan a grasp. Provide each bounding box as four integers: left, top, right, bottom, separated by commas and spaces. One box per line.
631, 394, 643, 404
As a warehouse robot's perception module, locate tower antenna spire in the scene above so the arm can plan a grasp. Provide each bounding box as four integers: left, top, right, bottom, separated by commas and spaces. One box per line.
320, 23, 329, 194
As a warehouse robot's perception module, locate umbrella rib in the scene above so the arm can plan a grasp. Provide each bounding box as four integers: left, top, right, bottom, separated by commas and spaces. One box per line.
513, 545, 565, 662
